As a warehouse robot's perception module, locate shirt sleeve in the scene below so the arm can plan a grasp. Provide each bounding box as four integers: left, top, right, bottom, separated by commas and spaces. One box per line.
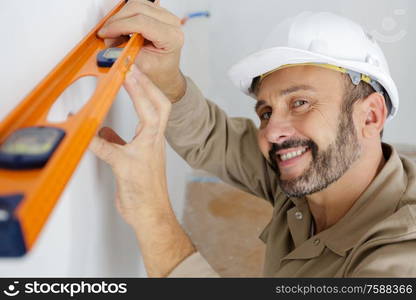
167, 252, 220, 278
165, 77, 279, 203
348, 240, 416, 277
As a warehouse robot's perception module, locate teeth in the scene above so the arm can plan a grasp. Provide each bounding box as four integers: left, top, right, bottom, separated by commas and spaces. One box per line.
280, 148, 308, 161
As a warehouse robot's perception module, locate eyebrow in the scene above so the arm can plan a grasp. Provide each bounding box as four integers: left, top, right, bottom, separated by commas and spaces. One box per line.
280, 84, 316, 96
255, 100, 266, 113
254, 84, 316, 113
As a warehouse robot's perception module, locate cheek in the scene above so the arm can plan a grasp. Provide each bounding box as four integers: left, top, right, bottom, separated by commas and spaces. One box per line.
257, 130, 270, 159
292, 112, 337, 147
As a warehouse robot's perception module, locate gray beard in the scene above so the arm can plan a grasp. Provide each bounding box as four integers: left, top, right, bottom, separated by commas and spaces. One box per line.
270, 114, 361, 198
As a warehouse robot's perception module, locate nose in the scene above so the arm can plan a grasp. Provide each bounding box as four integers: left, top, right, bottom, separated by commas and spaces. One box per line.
263, 116, 296, 144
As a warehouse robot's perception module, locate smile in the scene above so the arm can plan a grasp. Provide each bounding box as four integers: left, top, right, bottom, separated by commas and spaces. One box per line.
276, 146, 310, 167
279, 147, 308, 161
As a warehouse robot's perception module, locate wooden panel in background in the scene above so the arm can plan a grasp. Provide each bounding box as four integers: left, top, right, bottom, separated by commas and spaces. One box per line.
183, 172, 272, 277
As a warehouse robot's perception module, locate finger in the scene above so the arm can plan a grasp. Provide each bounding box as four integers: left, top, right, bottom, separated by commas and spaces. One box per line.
124, 66, 158, 126
124, 66, 168, 146
98, 14, 182, 52
102, 0, 180, 31
98, 127, 127, 145
89, 135, 121, 167
130, 66, 172, 130
133, 66, 171, 112
103, 35, 130, 48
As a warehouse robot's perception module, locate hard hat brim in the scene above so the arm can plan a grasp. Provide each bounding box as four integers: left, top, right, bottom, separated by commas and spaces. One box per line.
228, 46, 398, 120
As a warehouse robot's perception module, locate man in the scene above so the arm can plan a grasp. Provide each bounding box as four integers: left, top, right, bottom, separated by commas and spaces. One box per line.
90, 0, 416, 277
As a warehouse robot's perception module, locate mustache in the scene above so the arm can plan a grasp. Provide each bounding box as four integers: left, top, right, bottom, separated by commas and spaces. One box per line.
268, 139, 318, 168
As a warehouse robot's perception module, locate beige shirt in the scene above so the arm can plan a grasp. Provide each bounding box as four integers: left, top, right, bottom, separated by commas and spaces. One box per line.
166, 77, 416, 277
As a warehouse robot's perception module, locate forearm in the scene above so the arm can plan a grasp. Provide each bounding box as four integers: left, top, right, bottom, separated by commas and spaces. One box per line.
133, 206, 196, 277
119, 180, 196, 278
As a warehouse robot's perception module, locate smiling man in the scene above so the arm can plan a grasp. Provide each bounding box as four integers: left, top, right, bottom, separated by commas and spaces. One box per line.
165, 12, 416, 277
254, 65, 379, 234
91, 2, 416, 278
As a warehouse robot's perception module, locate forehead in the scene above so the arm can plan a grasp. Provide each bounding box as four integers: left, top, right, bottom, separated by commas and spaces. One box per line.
257, 65, 345, 101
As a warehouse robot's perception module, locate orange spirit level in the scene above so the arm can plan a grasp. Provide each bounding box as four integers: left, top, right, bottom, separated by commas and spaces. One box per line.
0, 0, 144, 256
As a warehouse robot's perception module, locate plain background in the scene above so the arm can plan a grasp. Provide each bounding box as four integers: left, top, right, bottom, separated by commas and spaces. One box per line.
0, 0, 414, 277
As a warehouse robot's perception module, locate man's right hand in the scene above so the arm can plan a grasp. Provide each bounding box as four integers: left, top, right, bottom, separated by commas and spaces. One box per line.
98, 0, 186, 103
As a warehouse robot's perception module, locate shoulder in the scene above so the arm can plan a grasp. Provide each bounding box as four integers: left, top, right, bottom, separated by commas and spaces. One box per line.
344, 143, 416, 277
345, 204, 416, 277
395, 144, 416, 207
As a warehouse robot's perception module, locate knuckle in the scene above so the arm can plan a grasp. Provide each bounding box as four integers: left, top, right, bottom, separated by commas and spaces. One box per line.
173, 28, 185, 46
163, 9, 181, 26
172, 15, 182, 27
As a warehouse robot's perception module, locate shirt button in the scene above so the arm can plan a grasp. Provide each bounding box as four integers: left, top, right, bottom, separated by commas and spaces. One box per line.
313, 238, 320, 246
294, 212, 303, 220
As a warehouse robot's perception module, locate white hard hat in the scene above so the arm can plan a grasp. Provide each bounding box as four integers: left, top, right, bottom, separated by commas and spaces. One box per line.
228, 11, 399, 120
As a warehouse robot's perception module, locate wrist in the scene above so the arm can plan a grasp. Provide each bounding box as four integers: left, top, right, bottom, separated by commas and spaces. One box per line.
134, 212, 196, 277
114, 177, 173, 227
130, 200, 174, 228
163, 71, 186, 103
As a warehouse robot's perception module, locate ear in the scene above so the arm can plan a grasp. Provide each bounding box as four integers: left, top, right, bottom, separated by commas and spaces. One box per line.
358, 92, 387, 139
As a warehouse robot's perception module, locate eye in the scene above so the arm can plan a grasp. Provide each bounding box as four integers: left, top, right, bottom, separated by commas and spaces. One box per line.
260, 111, 272, 120
292, 99, 308, 108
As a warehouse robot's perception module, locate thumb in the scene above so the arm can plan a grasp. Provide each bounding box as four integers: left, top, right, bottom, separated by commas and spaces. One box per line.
89, 127, 125, 166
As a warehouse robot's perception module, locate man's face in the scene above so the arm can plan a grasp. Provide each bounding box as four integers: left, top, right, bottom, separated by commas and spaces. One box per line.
256, 66, 361, 197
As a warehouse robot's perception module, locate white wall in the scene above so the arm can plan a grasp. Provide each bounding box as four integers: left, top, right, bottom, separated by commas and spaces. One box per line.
0, 0, 414, 277
0, 0, 143, 277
